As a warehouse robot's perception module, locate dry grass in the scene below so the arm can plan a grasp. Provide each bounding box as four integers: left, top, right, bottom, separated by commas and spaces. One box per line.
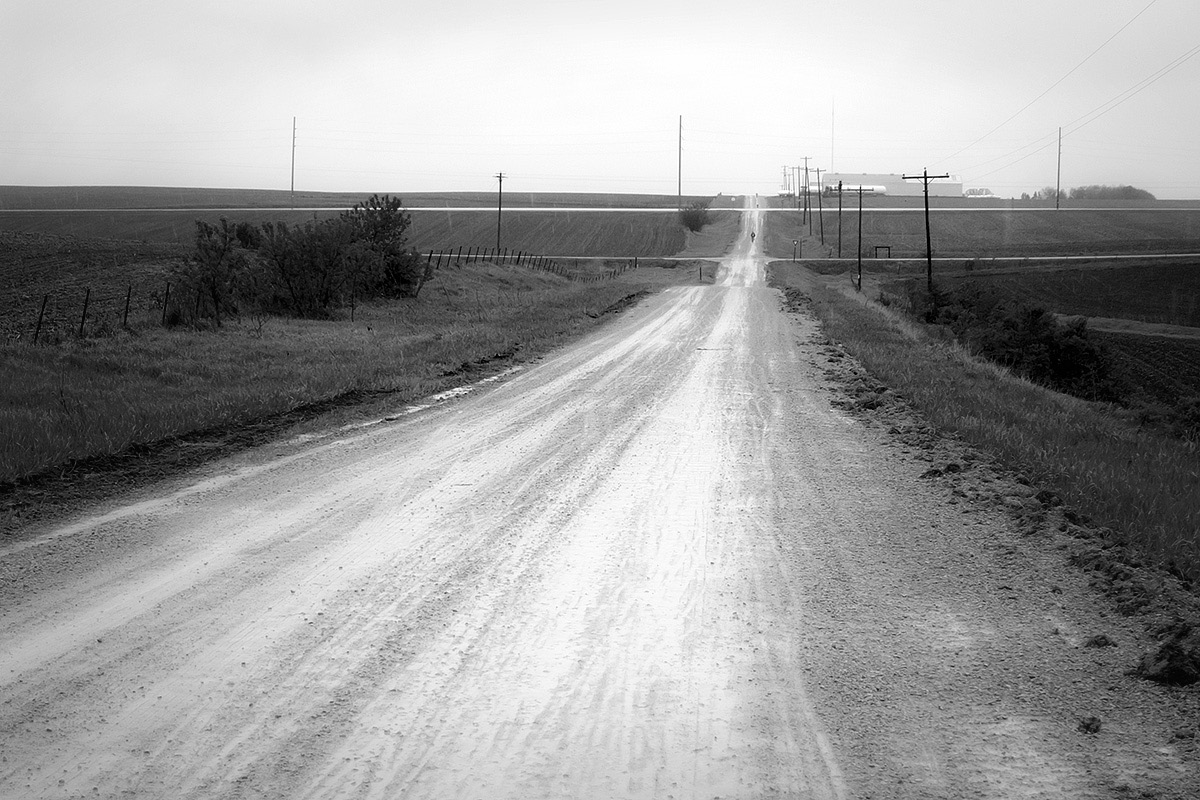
1, 262, 682, 484
769, 263, 1200, 581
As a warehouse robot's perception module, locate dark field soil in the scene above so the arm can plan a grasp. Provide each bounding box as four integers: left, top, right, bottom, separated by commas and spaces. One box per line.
1097, 332, 1200, 407
0, 205, 698, 255
405, 209, 694, 257
1, 232, 184, 342
764, 208, 1200, 259
940, 261, 1200, 329
0, 185, 714, 210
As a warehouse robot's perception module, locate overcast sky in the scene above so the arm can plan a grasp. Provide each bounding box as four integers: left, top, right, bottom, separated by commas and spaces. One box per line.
3, 0, 1198, 198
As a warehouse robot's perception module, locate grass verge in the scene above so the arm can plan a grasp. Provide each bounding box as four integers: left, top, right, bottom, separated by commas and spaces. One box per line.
1, 262, 683, 487
768, 261, 1200, 583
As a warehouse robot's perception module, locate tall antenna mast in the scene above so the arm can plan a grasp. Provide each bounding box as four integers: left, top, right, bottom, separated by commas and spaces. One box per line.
290, 116, 296, 208
1055, 126, 1062, 211
677, 115, 682, 210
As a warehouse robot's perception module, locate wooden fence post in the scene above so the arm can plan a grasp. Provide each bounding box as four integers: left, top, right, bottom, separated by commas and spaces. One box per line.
33, 294, 48, 345
162, 281, 171, 325
78, 287, 91, 338
122, 285, 132, 328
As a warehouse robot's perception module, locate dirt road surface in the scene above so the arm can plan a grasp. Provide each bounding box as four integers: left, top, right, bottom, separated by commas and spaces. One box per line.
2, 207, 1195, 799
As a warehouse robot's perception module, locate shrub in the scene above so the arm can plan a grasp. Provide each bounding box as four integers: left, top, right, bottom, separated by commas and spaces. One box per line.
906, 282, 1120, 401
172, 218, 251, 326
678, 200, 711, 233
256, 218, 360, 318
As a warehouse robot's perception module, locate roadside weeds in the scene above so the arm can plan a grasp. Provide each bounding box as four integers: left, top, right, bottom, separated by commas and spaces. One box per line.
770, 270, 1200, 694
0, 268, 679, 538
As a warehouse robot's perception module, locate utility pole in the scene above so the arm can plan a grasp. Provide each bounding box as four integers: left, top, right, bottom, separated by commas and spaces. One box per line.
1055, 126, 1062, 211
837, 181, 843, 258
678, 116, 682, 211
902, 168, 950, 293
290, 116, 296, 209
856, 185, 864, 292
495, 172, 506, 253
801, 156, 811, 224
815, 167, 825, 245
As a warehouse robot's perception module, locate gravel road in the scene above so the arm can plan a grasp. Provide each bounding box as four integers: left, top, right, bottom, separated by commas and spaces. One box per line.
2, 207, 1196, 799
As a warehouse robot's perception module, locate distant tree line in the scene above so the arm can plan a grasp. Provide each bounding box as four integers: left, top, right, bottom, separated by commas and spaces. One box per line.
1068, 184, 1156, 201
1020, 184, 1156, 201
172, 194, 432, 325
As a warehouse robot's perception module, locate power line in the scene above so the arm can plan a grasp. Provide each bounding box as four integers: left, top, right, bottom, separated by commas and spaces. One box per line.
1061, 41, 1200, 136
936, 0, 1159, 166
967, 39, 1200, 183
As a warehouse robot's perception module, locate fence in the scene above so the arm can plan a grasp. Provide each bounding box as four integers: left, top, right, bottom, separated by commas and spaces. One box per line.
4, 250, 641, 345
423, 245, 640, 283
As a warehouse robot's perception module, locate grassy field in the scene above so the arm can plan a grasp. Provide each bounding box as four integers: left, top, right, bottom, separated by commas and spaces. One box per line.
769, 261, 1200, 582
0, 261, 699, 484
762, 207, 1200, 259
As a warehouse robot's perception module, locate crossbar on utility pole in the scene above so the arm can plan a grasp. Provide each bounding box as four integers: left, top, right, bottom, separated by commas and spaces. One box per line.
495, 172, 505, 253
902, 168, 950, 293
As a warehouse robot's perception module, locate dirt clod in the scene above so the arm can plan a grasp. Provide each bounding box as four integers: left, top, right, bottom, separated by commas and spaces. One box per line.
1084, 634, 1118, 648
1136, 625, 1200, 686
1078, 716, 1103, 734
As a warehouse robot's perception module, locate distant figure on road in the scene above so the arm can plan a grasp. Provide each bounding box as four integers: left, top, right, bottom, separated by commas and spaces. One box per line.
750, 232, 756, 242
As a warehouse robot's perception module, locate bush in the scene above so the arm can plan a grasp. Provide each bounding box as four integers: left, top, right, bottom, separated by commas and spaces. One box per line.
679, 200, 711, 233
340, 195, 432, 297
172, 218, 251, 326
184, 195, 434, 320
905, 282, 1120, 401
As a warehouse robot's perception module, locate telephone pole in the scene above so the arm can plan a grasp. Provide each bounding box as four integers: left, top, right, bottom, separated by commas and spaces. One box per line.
801, 156, 811, 224
290, 116, 296, 209
1055, 126, 1062, 211
902, 168, 950, 293
815, 167, 825, 245
495, 172, 506, 253
837, 181, 843, 258
856, 185, 864, 292
677, 116, 682, 211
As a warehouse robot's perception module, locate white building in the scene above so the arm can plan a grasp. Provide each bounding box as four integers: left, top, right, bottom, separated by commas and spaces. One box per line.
820, 173, 963, 197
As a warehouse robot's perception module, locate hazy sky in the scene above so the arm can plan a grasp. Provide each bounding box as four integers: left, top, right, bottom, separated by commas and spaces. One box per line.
3, 0, 1198, 198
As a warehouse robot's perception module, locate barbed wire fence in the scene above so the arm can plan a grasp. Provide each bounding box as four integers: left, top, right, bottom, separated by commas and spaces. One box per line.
5, 249, 641, 345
